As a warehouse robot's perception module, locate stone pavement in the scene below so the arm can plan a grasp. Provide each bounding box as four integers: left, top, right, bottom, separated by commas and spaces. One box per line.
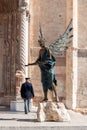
0, 108, 87, 130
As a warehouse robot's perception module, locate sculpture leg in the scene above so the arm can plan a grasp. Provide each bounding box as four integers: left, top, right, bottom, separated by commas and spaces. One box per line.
41, 91, 48, 102
52, 83, 59, 102
43, 91, 48, 101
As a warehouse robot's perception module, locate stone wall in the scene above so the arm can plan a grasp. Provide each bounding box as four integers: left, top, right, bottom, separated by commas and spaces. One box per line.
65, 0, 73, 108
0, 16, 4, 96
0, 0, 87, 109
66, 0, 87, 109
77, 0, 87, 108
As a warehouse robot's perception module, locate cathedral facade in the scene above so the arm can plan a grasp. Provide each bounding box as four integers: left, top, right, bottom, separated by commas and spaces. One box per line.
0, 0, 87, 110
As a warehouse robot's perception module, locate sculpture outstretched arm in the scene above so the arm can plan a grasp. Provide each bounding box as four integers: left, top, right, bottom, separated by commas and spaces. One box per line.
25, 61, 48, 66
25, 61, 38, 66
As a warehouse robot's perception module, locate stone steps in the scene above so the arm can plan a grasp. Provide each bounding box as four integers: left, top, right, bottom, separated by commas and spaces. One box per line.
0, 105, 9, 111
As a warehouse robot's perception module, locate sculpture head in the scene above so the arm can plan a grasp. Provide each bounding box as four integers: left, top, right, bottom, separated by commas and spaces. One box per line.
38, 37, 46, 45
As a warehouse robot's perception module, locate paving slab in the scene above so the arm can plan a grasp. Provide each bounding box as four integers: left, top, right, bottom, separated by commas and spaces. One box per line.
0, 109, 87, 130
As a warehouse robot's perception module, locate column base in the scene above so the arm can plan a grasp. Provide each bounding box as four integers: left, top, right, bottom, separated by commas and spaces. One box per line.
66, 99, 76, 109
10, 100, 24, 111
10, 99, 35, 111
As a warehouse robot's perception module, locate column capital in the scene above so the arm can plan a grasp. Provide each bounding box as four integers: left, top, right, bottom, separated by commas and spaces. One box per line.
19, 0, 29, 12
19, 0, 30, 21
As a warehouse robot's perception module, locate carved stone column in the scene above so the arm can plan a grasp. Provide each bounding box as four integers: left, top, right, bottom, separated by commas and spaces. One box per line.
20, 11, 26, 73
16, 0, 29, 99
19, 0, 29, 77
10, 0, 30, 111
15, 9, 27, 99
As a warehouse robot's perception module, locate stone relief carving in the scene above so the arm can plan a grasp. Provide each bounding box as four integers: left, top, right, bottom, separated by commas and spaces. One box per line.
0, 0, 29, 99
3, 13, 21, 96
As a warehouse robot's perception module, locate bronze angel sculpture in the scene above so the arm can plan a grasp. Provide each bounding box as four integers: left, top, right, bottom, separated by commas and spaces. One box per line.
25, 19, 73, 102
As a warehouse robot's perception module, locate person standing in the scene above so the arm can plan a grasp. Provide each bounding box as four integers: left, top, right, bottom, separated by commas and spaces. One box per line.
20, 78, 34, 114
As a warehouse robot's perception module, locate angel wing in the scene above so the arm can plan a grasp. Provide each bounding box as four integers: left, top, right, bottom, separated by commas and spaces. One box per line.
48, 19, 73, 57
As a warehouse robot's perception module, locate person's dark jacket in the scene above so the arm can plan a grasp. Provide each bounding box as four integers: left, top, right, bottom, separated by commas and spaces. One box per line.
20, 82, 34, 99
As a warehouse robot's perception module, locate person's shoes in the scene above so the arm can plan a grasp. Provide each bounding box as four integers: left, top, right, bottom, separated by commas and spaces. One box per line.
40, 98, 48, 102
25, 112, 28, 114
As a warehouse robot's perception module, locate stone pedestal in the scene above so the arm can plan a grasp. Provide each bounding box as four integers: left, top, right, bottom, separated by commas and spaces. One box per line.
10, 99, 34, 111
10, 100, 24, 111
37, 101, 71, 122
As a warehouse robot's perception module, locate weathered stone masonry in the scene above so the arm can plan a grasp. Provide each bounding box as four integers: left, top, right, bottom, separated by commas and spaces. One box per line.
0, 0, 87, 110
